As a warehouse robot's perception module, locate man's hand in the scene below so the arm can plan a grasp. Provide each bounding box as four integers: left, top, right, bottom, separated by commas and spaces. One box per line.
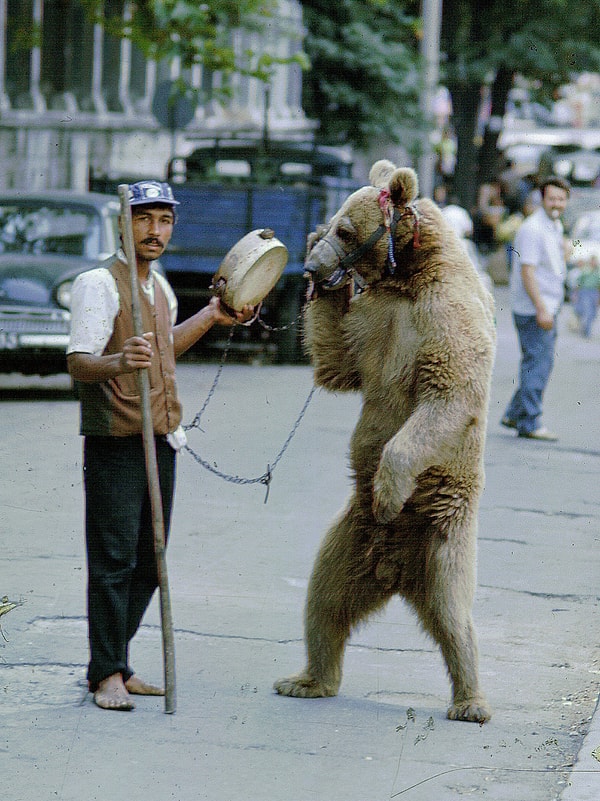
535, 307, 554, 331
521, 264, 555, 331
119, 333, 153, 372
209, 296, 255, 326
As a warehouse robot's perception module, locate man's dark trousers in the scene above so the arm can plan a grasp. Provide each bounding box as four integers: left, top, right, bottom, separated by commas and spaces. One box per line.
83, 435, 176, 691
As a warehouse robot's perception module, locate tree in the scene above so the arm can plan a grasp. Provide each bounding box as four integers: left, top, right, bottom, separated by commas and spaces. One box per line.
80, 0, 308, 89
439, 0, 600, 209
300, 0, 423, 151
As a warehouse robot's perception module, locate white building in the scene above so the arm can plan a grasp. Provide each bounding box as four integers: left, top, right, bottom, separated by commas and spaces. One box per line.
0, 0, 314, 190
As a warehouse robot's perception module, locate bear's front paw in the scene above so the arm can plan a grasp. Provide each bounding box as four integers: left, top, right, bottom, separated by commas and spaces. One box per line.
372, 461, 415, 523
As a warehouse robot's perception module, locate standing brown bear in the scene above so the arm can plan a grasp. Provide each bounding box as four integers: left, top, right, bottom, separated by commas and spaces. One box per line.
274, 161, 496, 723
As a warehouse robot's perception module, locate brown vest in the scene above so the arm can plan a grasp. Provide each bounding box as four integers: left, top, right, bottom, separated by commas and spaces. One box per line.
78, 258, 182, 436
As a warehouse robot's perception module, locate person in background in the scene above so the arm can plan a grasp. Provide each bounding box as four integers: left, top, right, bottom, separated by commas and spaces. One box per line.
572, 254, 600, 338
441, 200, 493, 293
501, 176, 571, 441
67, 180, 253, 711
472, 180, 506, 256
495, 189, 541, 274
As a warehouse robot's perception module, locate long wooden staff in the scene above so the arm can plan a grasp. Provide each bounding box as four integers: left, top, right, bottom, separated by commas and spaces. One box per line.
118, 184, 176, 714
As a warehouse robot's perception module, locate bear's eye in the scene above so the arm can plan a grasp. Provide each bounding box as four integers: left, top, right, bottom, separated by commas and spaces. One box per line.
335, 219, 355, 243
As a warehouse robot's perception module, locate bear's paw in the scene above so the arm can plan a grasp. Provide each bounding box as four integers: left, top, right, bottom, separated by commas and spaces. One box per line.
372, 460, 416, 523
273, 672, 339, 698
447, 697, 492, 724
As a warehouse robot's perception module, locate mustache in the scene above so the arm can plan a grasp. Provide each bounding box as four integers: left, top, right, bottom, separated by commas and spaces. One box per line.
142, 237, 164, 247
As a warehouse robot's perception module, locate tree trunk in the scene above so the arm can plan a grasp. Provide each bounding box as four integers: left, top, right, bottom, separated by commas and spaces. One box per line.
448, 81, 481, 212
478, 67, 515, 184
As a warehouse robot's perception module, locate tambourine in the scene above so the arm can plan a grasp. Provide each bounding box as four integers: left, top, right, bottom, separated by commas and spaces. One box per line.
210, 228, 288, 312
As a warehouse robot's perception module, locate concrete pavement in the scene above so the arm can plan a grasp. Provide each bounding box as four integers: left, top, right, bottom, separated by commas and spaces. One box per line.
1, 285, 599, 801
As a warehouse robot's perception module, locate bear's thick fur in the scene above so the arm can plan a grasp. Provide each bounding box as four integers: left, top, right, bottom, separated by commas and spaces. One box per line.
273, 161, 496, 723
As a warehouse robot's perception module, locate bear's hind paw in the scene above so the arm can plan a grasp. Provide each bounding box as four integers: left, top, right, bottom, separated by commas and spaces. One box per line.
273, 672, 338, 698
447, 697, 492, 723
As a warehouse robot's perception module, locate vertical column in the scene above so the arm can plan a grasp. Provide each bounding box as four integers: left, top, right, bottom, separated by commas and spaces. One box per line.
136, 58, 157, 116
245, 31, 263, 127
189, 62, 205, 123
118, 1, 133, 114
30, 0, 46, 111
0, 0, 10, 110
285, 1, 305, 117
70, 133, 91, 191
269, 1, 302, 124
91, 21, 107, 114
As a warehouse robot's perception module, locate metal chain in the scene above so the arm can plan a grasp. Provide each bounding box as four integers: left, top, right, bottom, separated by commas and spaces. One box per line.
256, 307, 303, 332
182, 307, 315, 502
183, 328, 235, 432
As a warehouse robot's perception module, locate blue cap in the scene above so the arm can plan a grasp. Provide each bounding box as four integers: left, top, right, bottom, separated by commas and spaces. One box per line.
128, 180, 179, 206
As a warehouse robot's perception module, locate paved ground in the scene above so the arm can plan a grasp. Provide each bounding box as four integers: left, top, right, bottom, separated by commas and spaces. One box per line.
1, 286, 599, 801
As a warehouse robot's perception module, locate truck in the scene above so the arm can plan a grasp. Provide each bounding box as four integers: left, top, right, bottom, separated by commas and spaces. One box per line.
94, 140, 358, 363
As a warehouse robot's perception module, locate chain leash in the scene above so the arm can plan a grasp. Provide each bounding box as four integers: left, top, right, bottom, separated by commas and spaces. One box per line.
182, 303, 315, 502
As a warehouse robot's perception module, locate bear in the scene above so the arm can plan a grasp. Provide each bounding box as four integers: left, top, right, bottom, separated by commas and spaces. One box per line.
273, 161, 496, 723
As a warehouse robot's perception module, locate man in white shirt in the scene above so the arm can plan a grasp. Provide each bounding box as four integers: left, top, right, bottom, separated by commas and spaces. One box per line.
501, 176, 570, 440
67, 180, 252, 711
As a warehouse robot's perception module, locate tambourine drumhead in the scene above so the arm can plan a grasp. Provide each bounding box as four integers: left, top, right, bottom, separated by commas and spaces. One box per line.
211, 228, 288, 310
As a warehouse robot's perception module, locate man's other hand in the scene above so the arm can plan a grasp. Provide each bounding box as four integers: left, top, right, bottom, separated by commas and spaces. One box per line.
209, 296, 255, 326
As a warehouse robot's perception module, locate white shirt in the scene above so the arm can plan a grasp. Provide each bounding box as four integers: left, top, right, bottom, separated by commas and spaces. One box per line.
67, 255, 178, 356
509, 207, 566, 317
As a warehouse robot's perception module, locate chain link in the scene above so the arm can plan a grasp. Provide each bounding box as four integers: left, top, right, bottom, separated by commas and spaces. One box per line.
182, 306, 315, 502
256, 307, 303, 332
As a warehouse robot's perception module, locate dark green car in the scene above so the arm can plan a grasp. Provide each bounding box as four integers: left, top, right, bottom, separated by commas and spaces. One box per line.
0, 191, 120, 375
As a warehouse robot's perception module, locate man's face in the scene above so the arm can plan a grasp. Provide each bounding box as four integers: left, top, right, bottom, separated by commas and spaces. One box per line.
541, 185, 569, 220
131, 204, 175, 261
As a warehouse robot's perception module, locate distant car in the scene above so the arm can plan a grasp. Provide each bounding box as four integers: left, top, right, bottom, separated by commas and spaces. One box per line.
0, 191, 120, 375
538, 147, 600, 187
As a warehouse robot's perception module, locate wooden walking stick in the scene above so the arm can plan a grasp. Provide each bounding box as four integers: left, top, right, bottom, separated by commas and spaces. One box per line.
118, 184, 176, 714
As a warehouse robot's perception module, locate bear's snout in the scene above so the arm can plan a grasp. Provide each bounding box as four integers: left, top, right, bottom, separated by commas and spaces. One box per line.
304, 239, 344, 286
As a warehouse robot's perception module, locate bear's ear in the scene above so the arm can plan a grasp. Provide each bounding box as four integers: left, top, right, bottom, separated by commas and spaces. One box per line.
369, 160, 397, 189
389, 167, 419, 207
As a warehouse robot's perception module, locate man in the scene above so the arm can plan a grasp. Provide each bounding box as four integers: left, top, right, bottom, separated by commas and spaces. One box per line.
501, 175, 571, 441
67, 180, 252, 711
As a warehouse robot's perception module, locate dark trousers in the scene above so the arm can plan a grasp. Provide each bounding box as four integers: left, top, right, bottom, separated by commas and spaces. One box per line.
83, 435, 176, 691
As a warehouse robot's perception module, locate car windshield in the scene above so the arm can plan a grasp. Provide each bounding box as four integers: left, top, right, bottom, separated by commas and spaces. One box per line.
0, 203, 102, 257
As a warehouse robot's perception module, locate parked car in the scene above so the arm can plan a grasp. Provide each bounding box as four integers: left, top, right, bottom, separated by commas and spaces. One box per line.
0, 191, 120, 375
538, 147, 600, 188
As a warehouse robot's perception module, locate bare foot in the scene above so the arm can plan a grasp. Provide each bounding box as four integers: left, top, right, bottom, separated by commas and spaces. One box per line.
93, 674, 135, 711
125, 675, 165, 696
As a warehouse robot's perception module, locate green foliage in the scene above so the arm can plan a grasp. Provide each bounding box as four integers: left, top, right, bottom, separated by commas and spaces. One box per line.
430, 0, 600, 202
440, 0, 600, 95
301, 0, 423, 150
79, 0, 307, 83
